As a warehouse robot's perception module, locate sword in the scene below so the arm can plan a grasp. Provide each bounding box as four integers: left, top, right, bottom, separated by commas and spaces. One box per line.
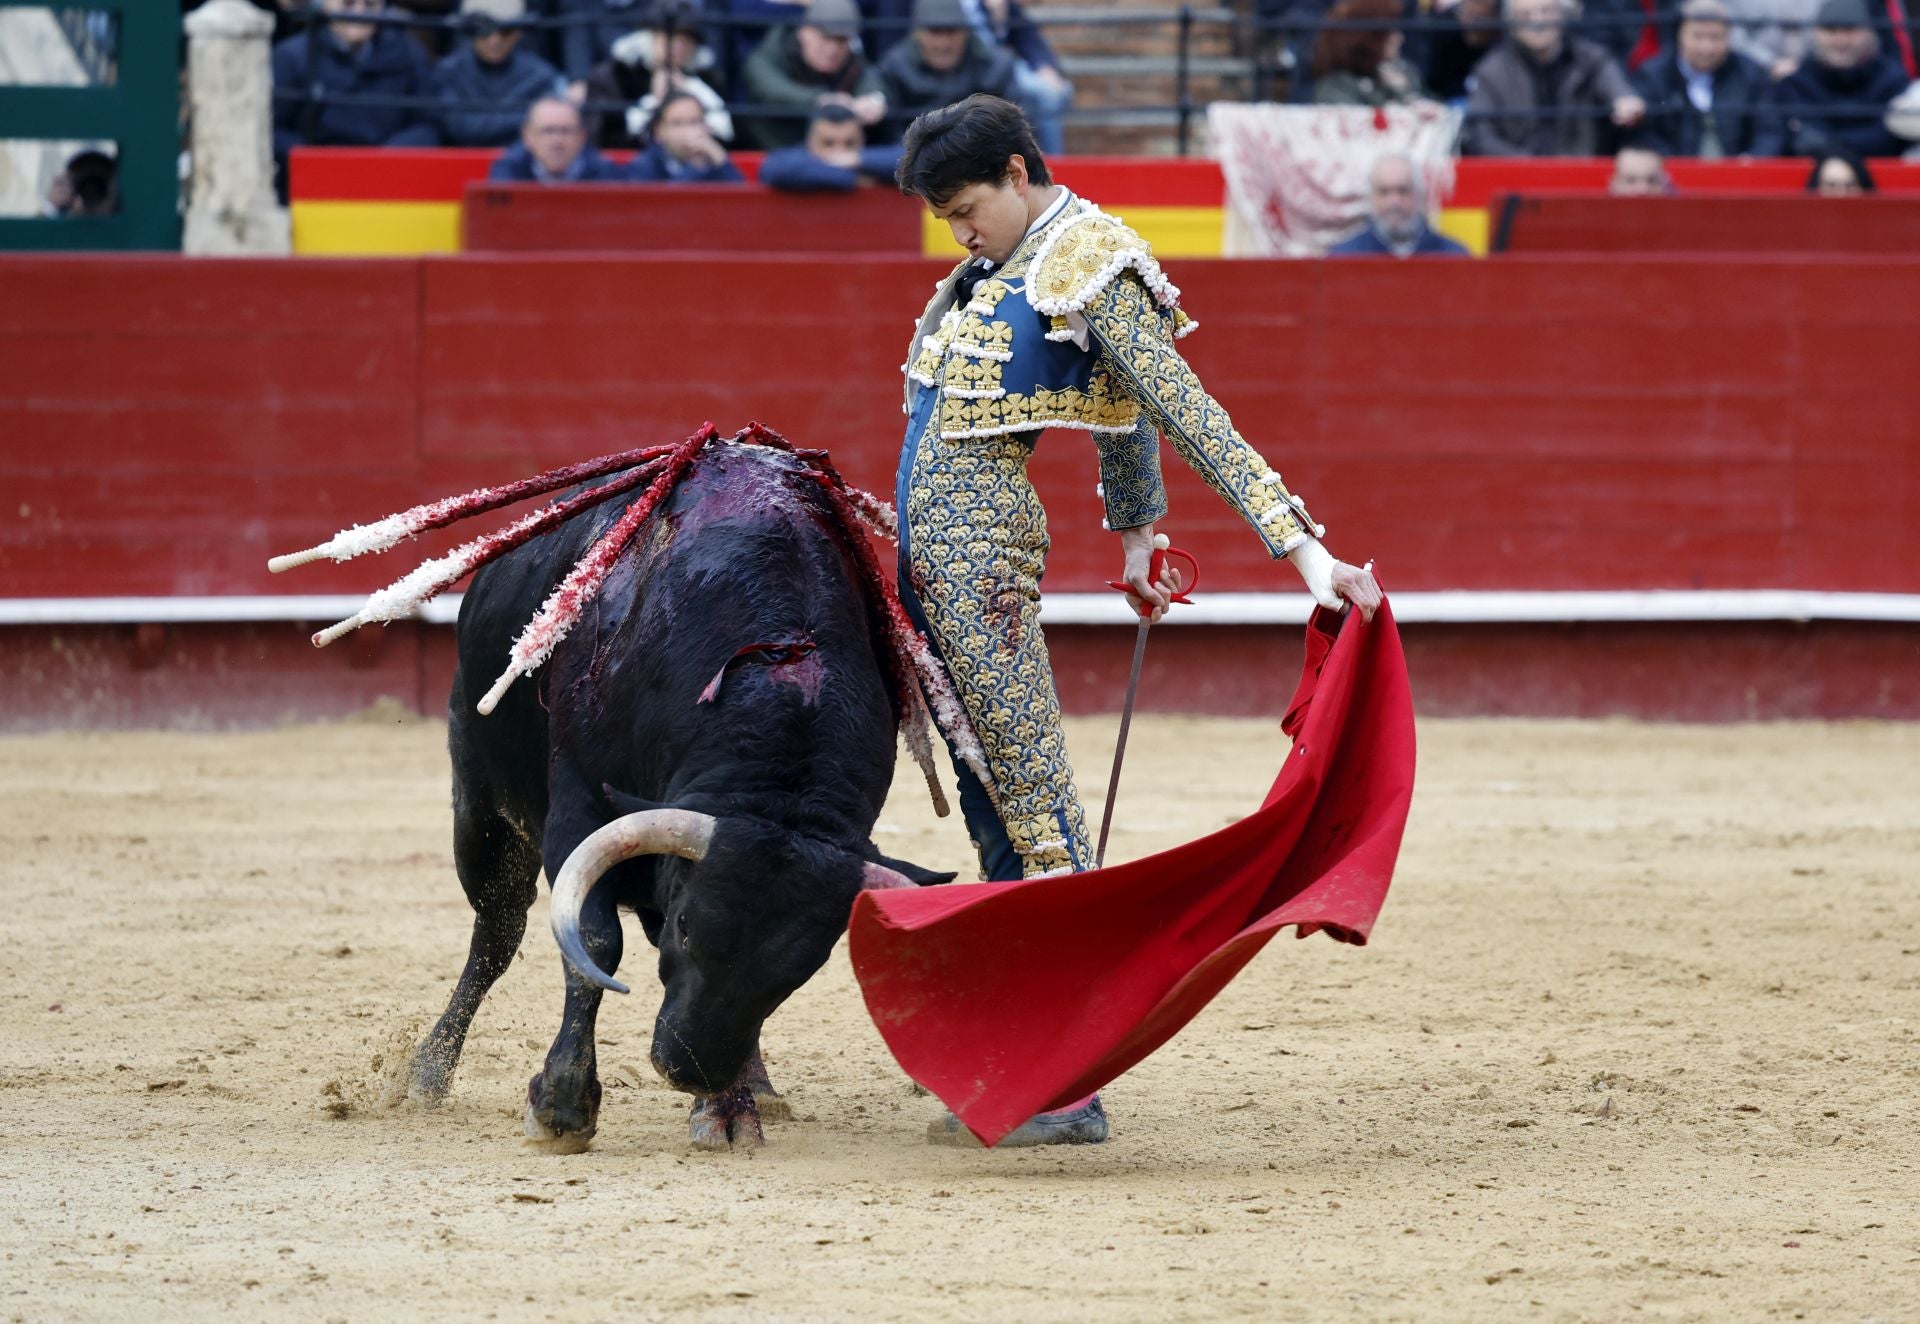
1095, 536, 1200, 870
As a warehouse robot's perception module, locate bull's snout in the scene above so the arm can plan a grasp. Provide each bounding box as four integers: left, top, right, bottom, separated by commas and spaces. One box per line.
651, 1014, 754, 1098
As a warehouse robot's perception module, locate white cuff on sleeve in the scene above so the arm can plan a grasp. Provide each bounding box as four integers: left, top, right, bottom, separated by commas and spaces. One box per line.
1288, 536, 1342, 609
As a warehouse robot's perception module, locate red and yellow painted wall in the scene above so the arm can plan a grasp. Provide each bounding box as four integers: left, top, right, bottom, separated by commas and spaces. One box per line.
288, 149, 1920, 259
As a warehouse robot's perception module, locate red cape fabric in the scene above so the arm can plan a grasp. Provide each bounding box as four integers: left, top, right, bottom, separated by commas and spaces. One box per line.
848, 598, 1416, 1147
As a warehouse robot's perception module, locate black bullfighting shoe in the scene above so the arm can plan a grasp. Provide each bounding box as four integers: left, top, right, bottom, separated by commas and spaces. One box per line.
927, 1094, 1110, 1148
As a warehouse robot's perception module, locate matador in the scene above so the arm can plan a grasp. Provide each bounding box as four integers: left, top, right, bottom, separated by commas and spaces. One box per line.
892, 96, 1382, 1145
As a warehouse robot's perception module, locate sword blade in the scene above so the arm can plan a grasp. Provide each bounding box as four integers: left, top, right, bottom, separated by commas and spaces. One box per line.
1094, 620, 1153, 870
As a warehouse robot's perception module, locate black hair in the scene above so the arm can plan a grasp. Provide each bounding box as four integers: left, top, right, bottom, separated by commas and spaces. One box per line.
810, 102, 859, 128
1805, 150, 1876, 193
648, 90, 706, 137
895, 93, 1049, 205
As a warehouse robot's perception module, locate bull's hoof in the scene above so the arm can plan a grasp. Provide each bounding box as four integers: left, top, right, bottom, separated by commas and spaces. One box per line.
522, 1071, 599, 1154
731, 1053, 792, 1122
750, 1086, 794, 1123
400, 1041, 456, 1107
689, 1086, 765, 1151
928, 1095, 1110, 1149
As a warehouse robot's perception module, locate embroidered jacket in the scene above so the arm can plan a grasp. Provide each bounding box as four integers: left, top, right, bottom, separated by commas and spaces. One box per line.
902, 194, 1323, 557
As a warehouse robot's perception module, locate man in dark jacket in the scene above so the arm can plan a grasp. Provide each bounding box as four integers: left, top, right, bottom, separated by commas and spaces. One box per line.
878, 0, 1018, 131
759, 102, 904, 189
1752, 0, 1909, 157
489, 94, 629, 178
865, 0, 1072, 150
272, 0, 442, 155
1631, 0, 1769, 156
551, 0, 650, 81
626, 91, 748, 180
436, 0, 565, 146
741, 0, 889, 148
1463, 0, 1645, 155
1327, 153, 1472, 256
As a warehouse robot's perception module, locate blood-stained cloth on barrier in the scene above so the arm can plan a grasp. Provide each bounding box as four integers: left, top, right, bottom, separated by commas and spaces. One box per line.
848, 599, 1417, 1147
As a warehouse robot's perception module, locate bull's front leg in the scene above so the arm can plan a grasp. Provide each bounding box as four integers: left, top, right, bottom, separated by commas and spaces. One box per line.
686, 1040, 787, 1150
524, 887, 622, 1154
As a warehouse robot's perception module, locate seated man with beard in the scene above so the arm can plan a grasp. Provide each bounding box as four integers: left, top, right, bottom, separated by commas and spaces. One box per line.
1327, 154, 1471, 257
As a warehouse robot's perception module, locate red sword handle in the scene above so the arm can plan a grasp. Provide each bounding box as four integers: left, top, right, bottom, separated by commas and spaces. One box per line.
1107, 545, 1201, 620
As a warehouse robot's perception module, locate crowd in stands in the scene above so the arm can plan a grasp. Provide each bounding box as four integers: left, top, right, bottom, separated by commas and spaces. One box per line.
1290, 0, 1917, 159
261, 0, 1078, 187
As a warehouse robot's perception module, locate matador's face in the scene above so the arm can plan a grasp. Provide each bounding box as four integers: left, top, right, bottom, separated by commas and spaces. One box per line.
927, 176, 1034, 266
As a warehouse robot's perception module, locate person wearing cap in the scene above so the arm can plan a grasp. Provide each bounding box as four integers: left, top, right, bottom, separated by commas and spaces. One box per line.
271, 0, 442, 157
436, 0, 566, 147
1464, 0, 1645, 155
1753, 0, 1908, 156
1629, 0, 1770, 157
741, 0, 889, 149
759, 101, 904, 190
890, 94, 1380, 1145
878, 0, 1020, 130
865, 0, 1075, 152
581, 1, 734, 150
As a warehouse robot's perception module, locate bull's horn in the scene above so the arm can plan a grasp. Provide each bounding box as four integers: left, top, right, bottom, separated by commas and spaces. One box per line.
860, 862, 919, 890
549, 810, 717, 995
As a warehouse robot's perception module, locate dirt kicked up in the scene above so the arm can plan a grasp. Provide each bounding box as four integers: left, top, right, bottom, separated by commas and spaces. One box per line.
1, 713, 1916, 1323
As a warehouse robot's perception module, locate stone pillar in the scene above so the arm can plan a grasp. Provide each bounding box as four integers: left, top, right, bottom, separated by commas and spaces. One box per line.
183, 0, 291, 255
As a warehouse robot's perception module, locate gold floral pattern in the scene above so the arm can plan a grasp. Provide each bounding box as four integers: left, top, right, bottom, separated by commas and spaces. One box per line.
1082, 272, 1320, 556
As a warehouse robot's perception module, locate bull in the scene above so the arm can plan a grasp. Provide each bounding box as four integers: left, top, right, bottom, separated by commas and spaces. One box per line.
275, 429, 974, 1149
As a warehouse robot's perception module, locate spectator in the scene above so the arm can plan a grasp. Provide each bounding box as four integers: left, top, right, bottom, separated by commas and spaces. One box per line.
552, 0, 651, 82
1327, 153, 1472, 255
1309, 0, 1426, 105
1754, 0, 1908, 157
1889, 80, 1920, 153
436, 0, 565, 147
867, 0, 1074, 152
42, 148, 117, 218
627, 90, 749, 178
272, 0, 442, 155
1463, 0, 1645, 155
878, 0, 1019, 129
1608, 143, 1671, 191
1806, 148, 1877, 190
489, 94, 629, 178
581, 1, 734, 149
1631, 0, 1769, 157
741, 0, 888, 148
1423, 0, 1501, 100
760, 101, 904, 188
720, 0, 812, 74
1725, 0, 1823, 79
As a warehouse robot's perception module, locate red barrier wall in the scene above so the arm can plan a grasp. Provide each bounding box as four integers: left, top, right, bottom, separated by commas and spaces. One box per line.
462, 182, 926, 253
1491, 193, 1920, 253
3, 252, 1917, 725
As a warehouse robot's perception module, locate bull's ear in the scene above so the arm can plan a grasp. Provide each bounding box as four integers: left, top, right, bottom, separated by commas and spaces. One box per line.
864, 849, 957, 887
601, 783, 668, 816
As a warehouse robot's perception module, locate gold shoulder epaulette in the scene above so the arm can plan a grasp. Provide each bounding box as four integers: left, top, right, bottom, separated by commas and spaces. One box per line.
1027, 206, 1193, 335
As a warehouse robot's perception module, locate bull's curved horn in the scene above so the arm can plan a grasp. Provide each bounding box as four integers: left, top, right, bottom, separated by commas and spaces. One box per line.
860, 862, 919, 890
549, 810, 717, 995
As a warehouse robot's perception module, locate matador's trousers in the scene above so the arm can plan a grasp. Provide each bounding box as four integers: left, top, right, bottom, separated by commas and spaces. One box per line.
896, 405, 1092, 882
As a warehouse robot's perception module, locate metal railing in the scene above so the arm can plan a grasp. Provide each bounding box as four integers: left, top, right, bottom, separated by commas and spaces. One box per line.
274, 2, 1913, 158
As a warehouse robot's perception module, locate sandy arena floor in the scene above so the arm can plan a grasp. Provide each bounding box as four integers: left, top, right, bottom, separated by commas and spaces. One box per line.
1, 712, 1917, 1323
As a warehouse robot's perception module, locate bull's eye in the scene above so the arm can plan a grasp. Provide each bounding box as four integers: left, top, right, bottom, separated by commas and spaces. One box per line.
676, 911, 690, 948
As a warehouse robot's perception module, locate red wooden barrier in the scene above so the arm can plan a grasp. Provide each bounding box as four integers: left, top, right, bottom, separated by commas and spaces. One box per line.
3, 252, 1917, 599
3, 252, 1917, 724
461, 182, 925, 253
1489, 192, 1920, 253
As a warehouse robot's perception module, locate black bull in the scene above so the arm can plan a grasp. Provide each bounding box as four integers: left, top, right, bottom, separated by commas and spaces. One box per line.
400, 443, 953, 1149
